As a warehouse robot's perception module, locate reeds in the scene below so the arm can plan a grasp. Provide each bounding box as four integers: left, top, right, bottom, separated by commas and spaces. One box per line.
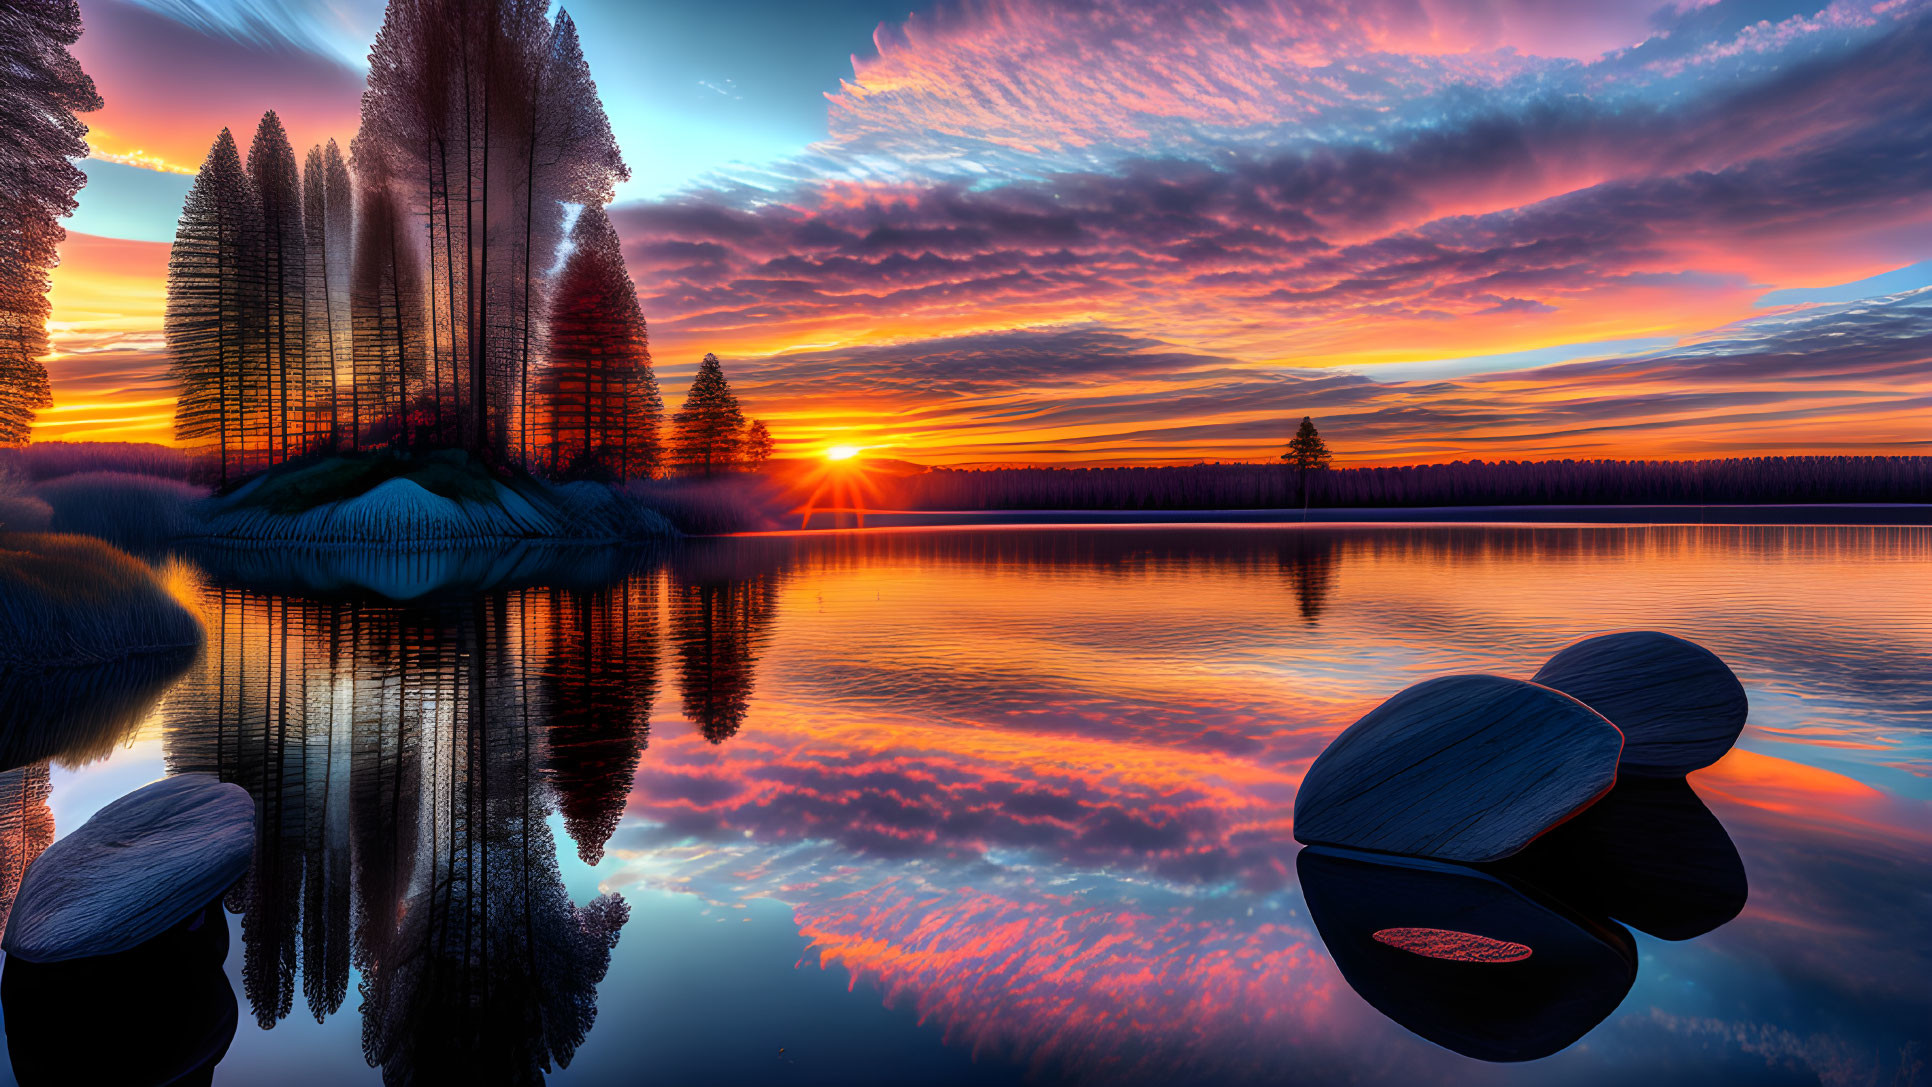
622, 475, 783, 535
0, 442, 197, 482
36, 472, 208, 549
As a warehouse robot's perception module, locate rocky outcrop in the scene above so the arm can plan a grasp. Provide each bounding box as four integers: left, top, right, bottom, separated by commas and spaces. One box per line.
3, 774, 253, 963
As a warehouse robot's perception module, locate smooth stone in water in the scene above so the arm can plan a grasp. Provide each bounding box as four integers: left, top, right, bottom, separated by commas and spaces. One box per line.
2, 774, 253, 963
1294, 674, 1623, 863
1534, 631, 1747, 776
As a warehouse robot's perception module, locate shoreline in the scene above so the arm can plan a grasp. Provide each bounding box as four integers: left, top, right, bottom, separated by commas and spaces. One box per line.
778, 503, 1932, 531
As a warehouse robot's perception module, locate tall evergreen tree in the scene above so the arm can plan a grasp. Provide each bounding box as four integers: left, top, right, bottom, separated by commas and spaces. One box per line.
670, 353, 745, 476
1281, 416, 1333, 504
247, 111, 306, 462
0, 0, 101, 445
168, 129, 264, 486
540, 205, 658, 479
359, 0, 622, 465
509, 9, 627, 461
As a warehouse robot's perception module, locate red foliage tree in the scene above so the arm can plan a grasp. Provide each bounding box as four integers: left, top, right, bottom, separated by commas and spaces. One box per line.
539, 205, 659, 479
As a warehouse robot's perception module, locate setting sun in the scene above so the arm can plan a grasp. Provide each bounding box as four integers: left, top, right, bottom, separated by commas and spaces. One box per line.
824, 445, 862, 461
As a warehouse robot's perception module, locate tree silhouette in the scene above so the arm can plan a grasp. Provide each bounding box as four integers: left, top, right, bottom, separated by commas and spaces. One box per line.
168, 129, 264, 486
0, 0, 99, 446
1282, 416, 1333, 504
349, 144, 423, 449
357, 0, 626, 468
303, 141, 353, 451
247, 111, 307, 463
162, 1, 637, 476
540, 204, 659, 479
510, 10, 628, 459
670, 353, 745, 476
744, 420, 774, 470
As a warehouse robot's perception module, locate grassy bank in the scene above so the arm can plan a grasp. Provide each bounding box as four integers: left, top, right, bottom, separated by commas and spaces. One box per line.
0, 533, 204, 668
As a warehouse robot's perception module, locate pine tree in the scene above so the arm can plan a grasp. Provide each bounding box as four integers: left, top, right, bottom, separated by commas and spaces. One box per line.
743, 420, 773, 470
670, 354, 745, 476
168, 129, 264, 486
0, 0, 101, 445
540, 205, 658, 479
248, 111, 306, 463
1281, 416, 1333, 505
360, 0, 622, 465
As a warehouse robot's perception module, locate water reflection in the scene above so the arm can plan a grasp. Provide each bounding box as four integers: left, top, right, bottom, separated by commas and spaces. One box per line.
1299, 774, 1750, 1061
0, 650, 197, 773
3, 524, 1928, 1085
1298, 847, 1639, 1062
162, 591, 637, 1079
0, 766, 53, 937
669, 546, 782, 744
1503, 777, 1748, 941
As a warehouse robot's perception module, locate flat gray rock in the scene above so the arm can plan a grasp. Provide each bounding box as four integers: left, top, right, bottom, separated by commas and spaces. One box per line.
1533, 631, 1747, 777
1294, 675, 1623, 863
3, 774, 253, 963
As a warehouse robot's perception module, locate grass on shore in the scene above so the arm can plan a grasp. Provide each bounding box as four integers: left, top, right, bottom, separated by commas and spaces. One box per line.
0, 533, 204, 668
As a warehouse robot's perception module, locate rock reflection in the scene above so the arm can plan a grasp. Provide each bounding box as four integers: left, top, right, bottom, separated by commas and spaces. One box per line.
1299, 847, 1638, 1062
1301, 775, 1749, 1061
162, 585, 651, 1082
3, 901, 237, 1086
1503, 776, 1748, 941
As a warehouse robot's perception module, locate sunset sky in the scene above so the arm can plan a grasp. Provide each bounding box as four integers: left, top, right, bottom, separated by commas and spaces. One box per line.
39, 0, 1932, 463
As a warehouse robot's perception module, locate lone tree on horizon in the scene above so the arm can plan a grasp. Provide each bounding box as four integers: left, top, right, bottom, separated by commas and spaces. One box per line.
1282, 416, 1333, 504
0, 0, 101, 446
671, 353, 746, 476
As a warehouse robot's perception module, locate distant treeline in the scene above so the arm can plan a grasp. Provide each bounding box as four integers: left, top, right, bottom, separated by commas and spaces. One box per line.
882, 457, 1932, 510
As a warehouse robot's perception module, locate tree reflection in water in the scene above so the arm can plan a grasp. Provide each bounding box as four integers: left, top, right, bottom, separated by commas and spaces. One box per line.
670, 547, 782, 745
0, 765, 53, 935
158, 575, 740, 1082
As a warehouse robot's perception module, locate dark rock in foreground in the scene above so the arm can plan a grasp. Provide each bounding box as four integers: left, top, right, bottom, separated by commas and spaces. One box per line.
4, 900, 236, 1086
1534, 631, 1748, 776
2, 774, 253, 963
1298, 846, 1637, 1062
1294, 674, 1622, 863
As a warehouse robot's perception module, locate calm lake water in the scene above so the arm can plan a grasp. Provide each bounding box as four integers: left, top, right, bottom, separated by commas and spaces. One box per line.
2, 524, 1929, 1085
